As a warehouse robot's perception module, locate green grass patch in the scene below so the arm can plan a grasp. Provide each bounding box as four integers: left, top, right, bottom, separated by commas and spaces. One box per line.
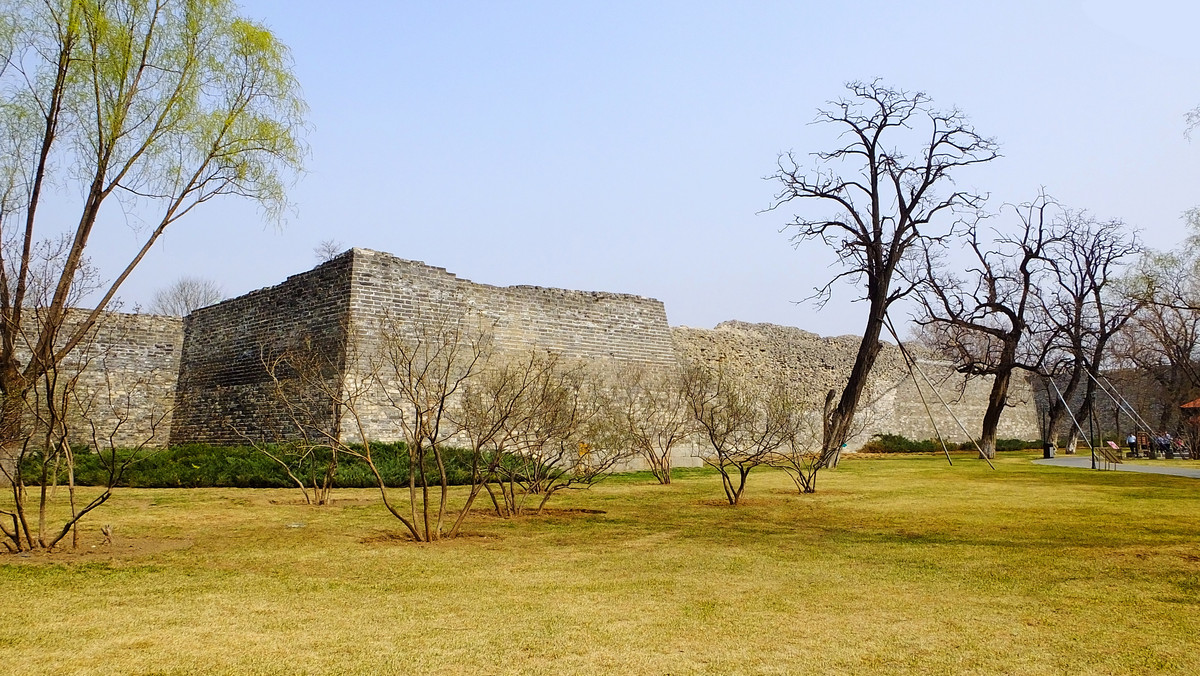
2, 451, 1199, 674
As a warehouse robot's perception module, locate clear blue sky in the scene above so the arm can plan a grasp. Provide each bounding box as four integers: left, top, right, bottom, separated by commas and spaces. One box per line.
94, 0, 1200, 336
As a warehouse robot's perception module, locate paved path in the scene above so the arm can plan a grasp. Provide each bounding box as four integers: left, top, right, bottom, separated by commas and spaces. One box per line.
1033, 456, 1200, 479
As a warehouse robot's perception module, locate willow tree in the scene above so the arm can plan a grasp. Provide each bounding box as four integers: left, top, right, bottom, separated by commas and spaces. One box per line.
0, 0, 305, 549
768, 81, 997, 464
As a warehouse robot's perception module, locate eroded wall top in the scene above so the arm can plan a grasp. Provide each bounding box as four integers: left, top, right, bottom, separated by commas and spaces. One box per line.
346, 248, 676, 366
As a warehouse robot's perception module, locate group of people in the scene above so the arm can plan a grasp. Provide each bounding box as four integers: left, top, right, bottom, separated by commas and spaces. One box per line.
1125, 431, 1190, 458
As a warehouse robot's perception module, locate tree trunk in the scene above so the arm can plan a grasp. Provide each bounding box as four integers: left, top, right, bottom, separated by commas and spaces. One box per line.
0, 393, 26, 487
823, 302, 886, 464
1045, 367, 1084, 449
978, 368, 1013, 459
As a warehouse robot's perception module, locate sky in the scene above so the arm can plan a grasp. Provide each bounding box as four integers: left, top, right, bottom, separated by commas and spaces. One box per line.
82, 0, 1200, 337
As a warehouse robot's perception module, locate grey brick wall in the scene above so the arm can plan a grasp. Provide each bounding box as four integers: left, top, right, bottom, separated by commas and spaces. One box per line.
18, 310, 183, 450
170, 256, 353, 445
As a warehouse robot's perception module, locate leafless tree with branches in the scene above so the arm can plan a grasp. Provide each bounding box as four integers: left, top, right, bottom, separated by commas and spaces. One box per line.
608, 364, 693, 484
682, 362, 795, 505
367, 311, 493, 541
148, 277, 224, 316
767, 80, 998, 466
480, 352, 631, 516
314, 239, 344, 263
914, 193, 1065, 458
0, 318, 171, 552
1038, 212, 1141, 451
232, 338, 353, 506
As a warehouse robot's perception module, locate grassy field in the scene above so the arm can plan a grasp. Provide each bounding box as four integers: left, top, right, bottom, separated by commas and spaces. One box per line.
3, 451, 1199, 675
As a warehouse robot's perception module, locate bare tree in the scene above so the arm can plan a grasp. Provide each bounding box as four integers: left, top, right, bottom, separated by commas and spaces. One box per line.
370, 311, 493, 541
314, 239, 344, 263
682, 363, 793, 505
481, 353, 631, 516
149, 277, 224, 316
232, 339, 350, 506
767, 80, 997, 465
770, 394, 850, 494
0, 0, 306, 493
609, 364, 692, 484
1, 316, 171, 552
914, 193, 1064, 458
1039, 212, 1141, 451
453, 356, 545, 527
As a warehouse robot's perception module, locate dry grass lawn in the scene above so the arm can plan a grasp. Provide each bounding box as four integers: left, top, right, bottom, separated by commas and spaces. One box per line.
3, 451, 1199, 675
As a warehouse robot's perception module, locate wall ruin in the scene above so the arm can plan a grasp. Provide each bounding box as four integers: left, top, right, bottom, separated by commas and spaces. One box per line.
0, 248, 1047, 476
99, 247, 1042, 451
671, 321, 1041, 447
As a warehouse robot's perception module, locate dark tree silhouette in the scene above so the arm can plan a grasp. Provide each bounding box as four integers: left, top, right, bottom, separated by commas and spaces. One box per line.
768, 80, 997, 464
914, 193, 1064, 458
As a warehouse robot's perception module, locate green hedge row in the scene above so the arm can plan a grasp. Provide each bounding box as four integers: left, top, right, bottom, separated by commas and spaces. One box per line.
860, 434, 1039, 454
19, 443, 480, 488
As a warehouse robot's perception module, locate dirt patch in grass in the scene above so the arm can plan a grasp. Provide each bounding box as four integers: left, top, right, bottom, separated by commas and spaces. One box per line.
2, 536, 192, 564
358, 529, 498, 544
358, 530, 413, 544
267, 497, 379, 506
537, 507, 606, 515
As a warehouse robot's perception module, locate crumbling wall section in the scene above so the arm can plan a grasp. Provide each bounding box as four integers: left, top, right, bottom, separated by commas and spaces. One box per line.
672, 321, 1040, 449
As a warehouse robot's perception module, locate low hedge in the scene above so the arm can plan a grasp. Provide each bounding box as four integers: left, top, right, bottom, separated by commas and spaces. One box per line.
860, 433, 1039, 454
19, 442, 479, 488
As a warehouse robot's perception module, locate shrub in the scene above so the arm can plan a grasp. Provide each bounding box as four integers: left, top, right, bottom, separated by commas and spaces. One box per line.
859, 434, 1039, 454
21, 442, 480, 488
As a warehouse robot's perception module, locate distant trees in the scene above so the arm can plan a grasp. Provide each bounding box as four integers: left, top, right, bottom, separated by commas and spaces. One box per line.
149, 277, 224, 316
314, 239, 344, 263
1110, 215, 1200, 429
768, 80, 998, 465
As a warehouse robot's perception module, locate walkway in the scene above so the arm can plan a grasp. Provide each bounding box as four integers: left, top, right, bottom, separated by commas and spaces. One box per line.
1033, 456, 1200, 479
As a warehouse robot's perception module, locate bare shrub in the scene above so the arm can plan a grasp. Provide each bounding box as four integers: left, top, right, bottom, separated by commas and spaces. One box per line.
608, 364, 693, 484
682, 363, 793, 505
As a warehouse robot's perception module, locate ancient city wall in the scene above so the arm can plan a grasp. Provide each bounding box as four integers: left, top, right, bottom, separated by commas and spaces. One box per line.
170, 255, 353, 445
340, 248, 678, 441
73, 312, 184, 448
167, 249, 1041, 451
345, 249, 675, 364
672, 321, 1041, 449
16, 310, 182, 450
